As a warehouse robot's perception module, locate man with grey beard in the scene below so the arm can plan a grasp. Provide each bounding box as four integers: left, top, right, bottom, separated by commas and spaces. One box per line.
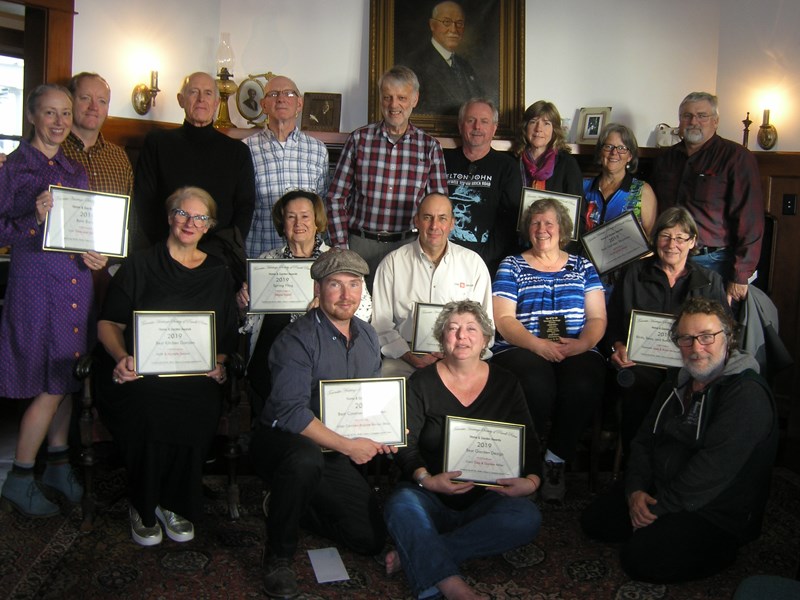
580, 297, 777, 584
651, 92, 763, 306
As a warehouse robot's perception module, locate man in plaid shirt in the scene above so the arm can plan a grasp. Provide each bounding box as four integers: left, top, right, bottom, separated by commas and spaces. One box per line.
244, 75, 329, 257
326, 66, 448, 288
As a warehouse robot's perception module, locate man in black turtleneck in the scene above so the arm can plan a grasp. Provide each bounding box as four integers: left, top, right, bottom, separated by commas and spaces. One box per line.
134, 71, 255, 281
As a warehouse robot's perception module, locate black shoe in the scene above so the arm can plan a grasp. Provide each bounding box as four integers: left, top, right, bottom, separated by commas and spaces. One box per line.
262, 552, 298, 599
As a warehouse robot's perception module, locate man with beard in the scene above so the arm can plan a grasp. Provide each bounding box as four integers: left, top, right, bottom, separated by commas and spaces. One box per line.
651, 92, 763, 306
580, 297, 778, 584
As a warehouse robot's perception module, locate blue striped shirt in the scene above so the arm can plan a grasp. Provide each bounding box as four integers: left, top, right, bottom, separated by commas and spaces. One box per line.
492, 253, 603, 350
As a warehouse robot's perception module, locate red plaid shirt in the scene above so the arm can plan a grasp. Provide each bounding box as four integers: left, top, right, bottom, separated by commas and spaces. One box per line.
326, 121, 447, 247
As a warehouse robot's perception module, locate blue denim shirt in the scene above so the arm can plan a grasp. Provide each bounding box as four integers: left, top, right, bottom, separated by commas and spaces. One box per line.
261, 308, 381, 433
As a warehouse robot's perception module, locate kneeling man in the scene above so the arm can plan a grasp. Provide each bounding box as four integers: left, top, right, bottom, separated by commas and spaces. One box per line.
581, 297, 777, 583
251, 249, 396, 598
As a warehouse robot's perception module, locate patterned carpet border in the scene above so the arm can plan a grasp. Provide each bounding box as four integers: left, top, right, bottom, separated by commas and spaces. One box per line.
0, 468, 797, 599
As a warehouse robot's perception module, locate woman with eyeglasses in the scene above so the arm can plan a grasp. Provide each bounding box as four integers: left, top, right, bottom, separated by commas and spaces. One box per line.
236, 190, 371, 417
583, 123, 656, 236
97, 186, 239, 546
606, 207, 728, 459
514, 100, 583, 197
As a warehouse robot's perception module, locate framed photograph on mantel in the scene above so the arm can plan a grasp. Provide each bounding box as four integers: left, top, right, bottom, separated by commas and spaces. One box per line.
577, 107, 612, 144
369, 0, 525, 138
301, 93, 342, 132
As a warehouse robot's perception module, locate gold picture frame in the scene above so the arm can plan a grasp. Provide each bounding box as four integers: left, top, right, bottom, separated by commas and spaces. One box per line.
369, 0, 525, 138
577, 107, 612, 145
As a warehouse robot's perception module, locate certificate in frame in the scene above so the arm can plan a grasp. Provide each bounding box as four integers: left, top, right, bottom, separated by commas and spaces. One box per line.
247, 259, 315, 313
133, 311, 216, 376
319, 377, 407, 448
626, 310, 683, 369
411, 303, 445, 354
518, 188, 581, 240
43, 186, 130, 257
581, 210, 651, 275
444, 416, 525, 486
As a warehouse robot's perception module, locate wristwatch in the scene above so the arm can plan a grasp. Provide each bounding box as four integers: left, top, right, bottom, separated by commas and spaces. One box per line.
415, 470, 432, 487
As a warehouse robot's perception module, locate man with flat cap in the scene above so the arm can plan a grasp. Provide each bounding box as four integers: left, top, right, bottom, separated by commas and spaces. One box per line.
250, 248, 396, 598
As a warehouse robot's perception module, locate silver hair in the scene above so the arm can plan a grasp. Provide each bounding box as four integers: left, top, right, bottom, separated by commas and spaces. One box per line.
458, 97, 499, 125
679, 92, 719, 117
432, 300, 494, 358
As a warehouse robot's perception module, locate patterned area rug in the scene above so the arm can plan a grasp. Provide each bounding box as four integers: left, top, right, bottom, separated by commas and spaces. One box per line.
1, 467, 798, 599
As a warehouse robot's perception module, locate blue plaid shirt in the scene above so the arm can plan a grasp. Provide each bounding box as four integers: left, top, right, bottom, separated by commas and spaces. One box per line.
244, 127, 330, 257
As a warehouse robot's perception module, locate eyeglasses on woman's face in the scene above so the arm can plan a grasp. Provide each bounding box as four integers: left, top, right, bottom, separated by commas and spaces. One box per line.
171, 208, 210, 227
657, 233, 694, 246
600, 144, 629, 155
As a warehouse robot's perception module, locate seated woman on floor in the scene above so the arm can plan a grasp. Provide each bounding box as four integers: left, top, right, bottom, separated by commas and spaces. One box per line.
236, 189, 371, 416
97, 186, 239, 546
492, 198, 606, 503
384, 300, 542, 600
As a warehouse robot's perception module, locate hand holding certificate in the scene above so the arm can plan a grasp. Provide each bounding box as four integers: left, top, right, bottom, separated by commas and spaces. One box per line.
319, 378, 407, 448
444, 416, 525, 486
133, 311, 217, 376
43, 186, 130, 257
581, 211, 650, 275
626, 310, 683, 368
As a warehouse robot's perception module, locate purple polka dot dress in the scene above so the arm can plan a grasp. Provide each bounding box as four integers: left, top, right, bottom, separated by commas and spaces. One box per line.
0, 140, 92, 398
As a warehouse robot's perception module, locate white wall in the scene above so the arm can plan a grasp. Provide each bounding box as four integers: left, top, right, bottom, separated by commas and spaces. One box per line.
72, 0, 800, 150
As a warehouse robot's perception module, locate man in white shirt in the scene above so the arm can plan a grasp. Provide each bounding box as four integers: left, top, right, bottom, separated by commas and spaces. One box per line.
372, 193, 493, 377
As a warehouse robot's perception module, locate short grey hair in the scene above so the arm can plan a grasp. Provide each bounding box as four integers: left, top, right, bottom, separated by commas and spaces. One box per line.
458, 97, 499, 126
680, 92, 719, 117
180, 72, 220, 100
165, 186, 218, 228
594, 122, 641, 173
379, 65, 420, 94
521, 198, 573, 249
432, 300, 494, 358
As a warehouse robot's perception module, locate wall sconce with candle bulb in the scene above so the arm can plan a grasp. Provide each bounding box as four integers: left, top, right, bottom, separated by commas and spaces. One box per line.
757, 109, 778, 150
131, 71, 161, 115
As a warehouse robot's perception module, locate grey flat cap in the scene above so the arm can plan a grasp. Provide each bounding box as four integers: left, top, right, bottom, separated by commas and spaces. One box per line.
310, 248, 369, 281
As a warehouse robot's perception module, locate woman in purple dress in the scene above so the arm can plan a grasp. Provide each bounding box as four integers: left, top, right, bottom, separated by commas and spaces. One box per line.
0, 84, 107, 517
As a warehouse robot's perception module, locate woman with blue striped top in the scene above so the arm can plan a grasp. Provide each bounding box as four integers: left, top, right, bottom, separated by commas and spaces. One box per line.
492, 198, 607, 503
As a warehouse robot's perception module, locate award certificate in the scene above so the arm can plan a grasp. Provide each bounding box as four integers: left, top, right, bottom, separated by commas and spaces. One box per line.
43, 186, 130, 257
444, 416, 525, 486
626, 310, 683, 368
411, 303, 445, 354
518, 188, 581, 240
247, 259, 315, 313
133, 311, 217, 376
581, 211, 650, 275
319, 378, 406, 447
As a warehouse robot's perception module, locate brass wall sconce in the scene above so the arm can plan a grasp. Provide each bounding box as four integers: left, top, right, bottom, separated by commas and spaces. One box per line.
131, 71, 160, 115
756, 109, 778, 150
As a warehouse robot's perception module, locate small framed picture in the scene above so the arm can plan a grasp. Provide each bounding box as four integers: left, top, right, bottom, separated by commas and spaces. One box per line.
236, 77, 266, 124
301, 93, 342, 132
577, 107, 612, 144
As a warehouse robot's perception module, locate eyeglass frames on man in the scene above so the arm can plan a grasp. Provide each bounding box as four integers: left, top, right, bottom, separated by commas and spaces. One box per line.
265, 90, 298, 98
672, 330, 726, 347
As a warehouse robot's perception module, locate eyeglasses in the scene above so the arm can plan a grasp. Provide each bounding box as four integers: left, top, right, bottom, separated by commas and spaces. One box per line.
600, 144, 629, 154
432, 17, 465, 29
680, 112, 714, 123
672, 330, 726, 347
265, 90, 298, 98
657, 233, 694, 245
171, 208, 210, 227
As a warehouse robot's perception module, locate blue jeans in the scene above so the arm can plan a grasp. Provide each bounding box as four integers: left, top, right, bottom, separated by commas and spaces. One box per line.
384, 483, 542, 598
691, 248, 733, 281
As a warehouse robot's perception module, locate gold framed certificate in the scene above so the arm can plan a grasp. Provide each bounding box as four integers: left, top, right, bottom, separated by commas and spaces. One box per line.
411, 303, 444, 354
319, 377, 407, 447
133, 311, 216, 376
518, 188, 581, 240
444, 416, 525, 486
581, 210, 650, 275
43, 186, 130, 257
247, 259, 315, 313
626, 310, 683, 368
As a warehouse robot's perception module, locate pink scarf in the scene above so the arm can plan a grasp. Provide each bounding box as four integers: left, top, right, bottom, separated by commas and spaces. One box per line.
521, 147, 556, 190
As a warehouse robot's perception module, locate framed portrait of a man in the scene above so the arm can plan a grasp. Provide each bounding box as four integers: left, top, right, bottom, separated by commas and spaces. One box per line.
236, 77, 267, 124
369, 0, 524, 138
